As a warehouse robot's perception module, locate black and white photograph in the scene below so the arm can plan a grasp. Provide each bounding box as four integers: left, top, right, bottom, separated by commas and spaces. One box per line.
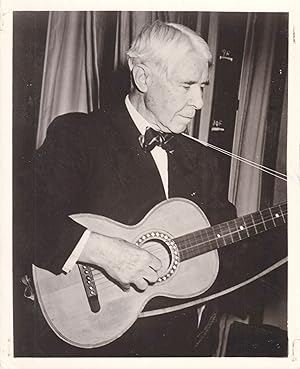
1, 2, 299, 368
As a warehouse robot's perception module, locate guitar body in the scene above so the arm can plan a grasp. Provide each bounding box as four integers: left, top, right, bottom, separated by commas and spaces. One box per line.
33, 198, 219, 348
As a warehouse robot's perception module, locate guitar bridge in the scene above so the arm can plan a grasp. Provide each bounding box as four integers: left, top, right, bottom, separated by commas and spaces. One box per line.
78, 263, 100, 313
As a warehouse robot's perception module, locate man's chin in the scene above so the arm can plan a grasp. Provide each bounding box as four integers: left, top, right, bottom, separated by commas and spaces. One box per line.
171, 120, 191, 134
161, 118, 191, 134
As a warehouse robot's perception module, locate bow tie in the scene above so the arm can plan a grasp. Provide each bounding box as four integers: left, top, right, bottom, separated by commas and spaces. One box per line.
139, 127, 175, 154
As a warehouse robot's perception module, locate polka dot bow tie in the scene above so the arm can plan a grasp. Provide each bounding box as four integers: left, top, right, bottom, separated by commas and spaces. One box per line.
139, 127, 175, 154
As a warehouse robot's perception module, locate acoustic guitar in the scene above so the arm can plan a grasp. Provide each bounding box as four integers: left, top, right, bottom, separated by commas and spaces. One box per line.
32, 197, 287, 348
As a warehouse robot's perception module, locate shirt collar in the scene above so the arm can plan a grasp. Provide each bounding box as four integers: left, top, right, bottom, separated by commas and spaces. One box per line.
125, 95, 152, 135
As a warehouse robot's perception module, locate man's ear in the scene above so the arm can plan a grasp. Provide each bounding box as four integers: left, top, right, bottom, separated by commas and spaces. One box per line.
131, 64, 152, 93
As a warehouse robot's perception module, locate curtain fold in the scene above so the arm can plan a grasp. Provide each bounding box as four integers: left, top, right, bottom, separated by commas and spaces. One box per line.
36, 12, 103, 148
228, 14, 278, 215
113, 12, 131, 69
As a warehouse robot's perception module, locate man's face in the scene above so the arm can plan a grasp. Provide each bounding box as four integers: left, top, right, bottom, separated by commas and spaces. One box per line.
144, 49, 209, 134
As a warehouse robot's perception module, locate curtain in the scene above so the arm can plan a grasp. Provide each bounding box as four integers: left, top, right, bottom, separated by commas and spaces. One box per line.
36, 11, 105, 148
114, 12, 156, 69
228, 14, 278, 216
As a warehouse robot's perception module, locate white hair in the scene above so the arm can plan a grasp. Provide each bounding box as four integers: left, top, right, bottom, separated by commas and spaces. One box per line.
127, 20, 212, 75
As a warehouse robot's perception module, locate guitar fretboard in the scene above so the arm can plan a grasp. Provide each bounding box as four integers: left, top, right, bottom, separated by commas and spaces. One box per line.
175, 203, 287, 261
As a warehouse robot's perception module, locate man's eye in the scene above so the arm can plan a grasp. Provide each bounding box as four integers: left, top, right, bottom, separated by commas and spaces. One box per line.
182, 84, 191, 90
201, 81, 209, 90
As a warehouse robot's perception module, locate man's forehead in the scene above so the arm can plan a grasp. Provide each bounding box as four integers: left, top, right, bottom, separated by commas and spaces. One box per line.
169, 54, 209, 83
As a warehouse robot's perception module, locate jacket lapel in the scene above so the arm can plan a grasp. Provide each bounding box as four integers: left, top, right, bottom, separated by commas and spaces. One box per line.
168, 134, 202, 200
106, 104, 167, 224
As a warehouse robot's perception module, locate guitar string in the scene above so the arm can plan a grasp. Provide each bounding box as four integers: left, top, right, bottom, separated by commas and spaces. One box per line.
90, 210, 287, 291
175, 210, 288, 256
177, 207, 287, 244
175, 213, 287, 253
205, 142, 287, 181
182, 133, 287, 181
173, 204, 287, 244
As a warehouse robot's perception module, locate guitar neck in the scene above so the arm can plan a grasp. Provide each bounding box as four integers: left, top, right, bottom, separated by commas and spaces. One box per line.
175, 203, 287, 261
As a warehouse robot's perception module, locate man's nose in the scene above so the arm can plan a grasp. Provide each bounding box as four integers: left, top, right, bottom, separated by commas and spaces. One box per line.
189, 85, 203, 110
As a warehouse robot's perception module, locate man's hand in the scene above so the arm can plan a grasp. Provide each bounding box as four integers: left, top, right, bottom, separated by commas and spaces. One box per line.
78, 232, 162, 291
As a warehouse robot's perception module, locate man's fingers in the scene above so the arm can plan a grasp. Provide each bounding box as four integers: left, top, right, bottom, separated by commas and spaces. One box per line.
149, 255, 162, 271
143, 267, 159, 284
133, 278, 148, 291
120, 282, 130, 292
132, 265, 160, 291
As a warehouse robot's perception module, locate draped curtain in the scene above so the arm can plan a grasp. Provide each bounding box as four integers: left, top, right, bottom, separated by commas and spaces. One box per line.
36, 12, 104, 147
228, 14, 280, 215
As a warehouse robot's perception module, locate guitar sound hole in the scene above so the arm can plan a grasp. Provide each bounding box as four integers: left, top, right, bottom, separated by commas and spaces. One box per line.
142, 239, 173, 278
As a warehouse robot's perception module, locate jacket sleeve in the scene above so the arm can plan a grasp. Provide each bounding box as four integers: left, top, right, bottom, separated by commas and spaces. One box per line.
33, 113, 90, 274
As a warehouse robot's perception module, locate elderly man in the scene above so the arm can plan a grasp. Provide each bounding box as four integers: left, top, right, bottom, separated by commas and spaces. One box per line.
34, 20, 236, 356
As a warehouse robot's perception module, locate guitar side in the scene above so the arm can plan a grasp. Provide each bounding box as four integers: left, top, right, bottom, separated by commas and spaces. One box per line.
33, 198, 219, 348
